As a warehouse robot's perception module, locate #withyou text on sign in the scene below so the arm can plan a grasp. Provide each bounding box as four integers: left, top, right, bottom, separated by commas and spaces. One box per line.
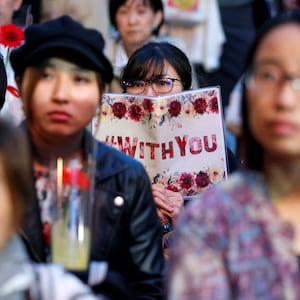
95, 87, 228, 196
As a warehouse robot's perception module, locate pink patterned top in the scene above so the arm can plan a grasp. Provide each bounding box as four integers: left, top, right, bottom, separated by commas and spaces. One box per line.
167, 171, 300, 300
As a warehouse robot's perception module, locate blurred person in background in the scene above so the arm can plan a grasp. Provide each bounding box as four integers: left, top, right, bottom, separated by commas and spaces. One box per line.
167, 9, 300, 299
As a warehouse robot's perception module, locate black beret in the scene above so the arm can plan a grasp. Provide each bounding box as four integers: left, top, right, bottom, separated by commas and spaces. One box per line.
10, 15, 113, 83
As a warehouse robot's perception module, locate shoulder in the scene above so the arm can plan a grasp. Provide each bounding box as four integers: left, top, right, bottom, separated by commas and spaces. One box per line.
181, 171, 266, 225
94, 140, 149, 181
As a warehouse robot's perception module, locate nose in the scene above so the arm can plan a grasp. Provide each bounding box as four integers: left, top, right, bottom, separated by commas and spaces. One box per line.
128, 11, 138, 24
275, 80, 298, 111
143, 83, 157, 96
52, 74, 69, 102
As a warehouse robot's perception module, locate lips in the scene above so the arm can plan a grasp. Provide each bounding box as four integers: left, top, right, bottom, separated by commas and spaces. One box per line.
267, 120, 299, 136
48, 111, 71, 122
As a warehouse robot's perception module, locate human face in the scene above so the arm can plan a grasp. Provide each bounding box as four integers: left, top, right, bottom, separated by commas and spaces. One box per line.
21, 58, 101, 141
115, 0, 162, 55
0, 0, 22, 26
246, 24, 300, 161
0, 158, 14, 250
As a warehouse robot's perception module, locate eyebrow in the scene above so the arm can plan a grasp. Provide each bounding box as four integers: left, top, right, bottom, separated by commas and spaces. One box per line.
36, 60, 91, 73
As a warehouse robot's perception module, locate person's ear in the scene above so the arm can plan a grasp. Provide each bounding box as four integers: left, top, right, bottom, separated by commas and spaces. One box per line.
13, 0, 23, 12
153, 10, 163, 30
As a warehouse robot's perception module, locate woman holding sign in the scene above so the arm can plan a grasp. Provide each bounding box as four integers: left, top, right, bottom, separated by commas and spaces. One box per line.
121, 42, 240, 236
168, 9, 300, 299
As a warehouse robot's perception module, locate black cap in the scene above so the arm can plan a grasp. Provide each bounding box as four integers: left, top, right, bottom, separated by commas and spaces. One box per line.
10, 15, 113, 83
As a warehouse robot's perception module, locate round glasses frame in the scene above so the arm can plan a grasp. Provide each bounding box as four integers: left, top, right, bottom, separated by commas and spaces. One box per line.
122, 77, 184, 94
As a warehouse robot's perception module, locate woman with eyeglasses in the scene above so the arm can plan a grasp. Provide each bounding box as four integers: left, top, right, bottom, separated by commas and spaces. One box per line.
167, 9, 300, 299
121, 42, 240, 247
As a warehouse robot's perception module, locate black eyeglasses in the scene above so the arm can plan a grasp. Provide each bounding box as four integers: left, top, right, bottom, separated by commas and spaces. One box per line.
122, 77, 183, 94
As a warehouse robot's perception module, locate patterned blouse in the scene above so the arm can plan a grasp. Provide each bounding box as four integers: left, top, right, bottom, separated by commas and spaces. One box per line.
167, 171, 300, 300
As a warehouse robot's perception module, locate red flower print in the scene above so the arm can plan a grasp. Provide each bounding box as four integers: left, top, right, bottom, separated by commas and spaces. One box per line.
0, 24, 24, 48
195, 171, 210, 188
128, 104, 143, 121
142, 98, 154, 113
193, 97, 207, 114
168, 100, 181, 117
209, 96, 219, 113
112, 102, 127, 119
179, 172, 194, 189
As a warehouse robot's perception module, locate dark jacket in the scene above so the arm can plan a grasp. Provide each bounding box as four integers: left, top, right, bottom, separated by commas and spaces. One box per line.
20, 125, 165, 300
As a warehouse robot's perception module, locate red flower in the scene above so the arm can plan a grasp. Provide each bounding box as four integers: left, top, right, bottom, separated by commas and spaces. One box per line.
209, 96, 219, 113
142, 98, 154, 113
168, 100, 181, 117
0, 24, 24, 48
128, 104, 142, 121
195, 171, 210, 188
179, 172, 194, 190
112, 102, 127, 119
193, 97, 207, 114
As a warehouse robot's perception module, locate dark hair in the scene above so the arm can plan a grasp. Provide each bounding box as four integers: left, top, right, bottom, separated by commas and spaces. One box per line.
121, 42, 192, 90
240, 9, 300, 171
109, 0, 164, 36
0, 118, 33, 230
0, 56, 7, 110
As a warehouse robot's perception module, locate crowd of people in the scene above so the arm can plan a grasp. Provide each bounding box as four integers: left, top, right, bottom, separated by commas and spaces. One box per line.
1, 0, 300, 299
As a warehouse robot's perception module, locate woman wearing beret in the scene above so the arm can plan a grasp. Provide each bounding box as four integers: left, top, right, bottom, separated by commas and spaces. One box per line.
10, 15, 165, 300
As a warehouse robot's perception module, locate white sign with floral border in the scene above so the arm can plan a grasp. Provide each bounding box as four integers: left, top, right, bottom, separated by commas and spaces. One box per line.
94, 87, 228, 196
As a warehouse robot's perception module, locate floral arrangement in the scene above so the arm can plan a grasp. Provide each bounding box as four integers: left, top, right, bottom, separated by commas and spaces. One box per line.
0, 23, 24, 98
101, 89, 219, 128
153, 165, 226, 196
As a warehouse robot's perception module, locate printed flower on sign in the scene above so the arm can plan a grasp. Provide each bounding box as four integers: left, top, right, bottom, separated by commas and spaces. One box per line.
208, 166, 225, 183
101, 103, 113, 120
0, 24, 24, 48
209, 96, 219, 113
142, 98, 154, 114
195, 171, 210, 188
168, 100, 182, 117
112, 102, 127, 119
183, 101, 195, 119
193, 97, 207, 114
128, 103, 143, 121
179, 172, 194, 190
